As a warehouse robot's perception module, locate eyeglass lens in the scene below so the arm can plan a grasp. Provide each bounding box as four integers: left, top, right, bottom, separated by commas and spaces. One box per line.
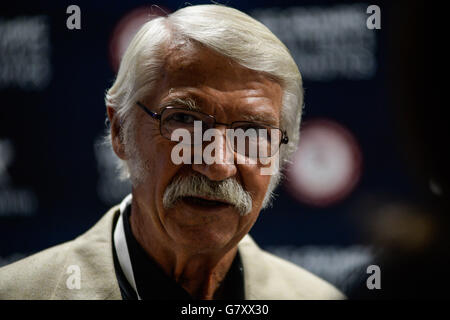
160, 108, 281, 158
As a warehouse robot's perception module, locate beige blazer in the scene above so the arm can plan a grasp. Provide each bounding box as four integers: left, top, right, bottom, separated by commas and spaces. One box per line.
0, 206, 345, 300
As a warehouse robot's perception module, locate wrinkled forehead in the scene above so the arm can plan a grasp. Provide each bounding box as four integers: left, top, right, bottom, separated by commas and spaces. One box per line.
151, 40, 283, 109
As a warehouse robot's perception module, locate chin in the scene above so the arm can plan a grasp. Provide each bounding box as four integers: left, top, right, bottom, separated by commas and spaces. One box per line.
175, 230, 237, 254
162, 200, 246, 252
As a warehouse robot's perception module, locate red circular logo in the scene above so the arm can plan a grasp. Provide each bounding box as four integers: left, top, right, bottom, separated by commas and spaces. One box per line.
285, 118, 363, 207
109, 6, 170, 72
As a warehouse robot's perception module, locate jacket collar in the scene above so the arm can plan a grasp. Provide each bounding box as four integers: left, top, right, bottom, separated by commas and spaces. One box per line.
51, 205, 122, 299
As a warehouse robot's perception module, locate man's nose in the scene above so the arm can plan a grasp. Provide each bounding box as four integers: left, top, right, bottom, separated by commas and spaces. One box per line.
191, 127, 237, 181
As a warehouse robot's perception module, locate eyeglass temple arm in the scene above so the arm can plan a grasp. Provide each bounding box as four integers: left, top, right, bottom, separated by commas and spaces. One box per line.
136, 101, 161, 120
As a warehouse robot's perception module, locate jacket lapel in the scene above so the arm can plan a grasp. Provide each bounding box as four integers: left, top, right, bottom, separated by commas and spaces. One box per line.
51, 206, 122, 300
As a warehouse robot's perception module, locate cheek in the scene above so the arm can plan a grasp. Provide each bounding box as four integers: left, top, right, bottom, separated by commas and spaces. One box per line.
238, 164, 272, 207
134, 130, 181, 194
136, 123, 172, 167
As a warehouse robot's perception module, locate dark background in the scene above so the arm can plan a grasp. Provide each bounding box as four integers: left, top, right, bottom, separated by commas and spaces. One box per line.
1, 0, 438, 297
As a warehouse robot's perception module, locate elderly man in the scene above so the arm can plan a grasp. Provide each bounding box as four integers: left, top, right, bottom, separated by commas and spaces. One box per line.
0, 5, 344, 300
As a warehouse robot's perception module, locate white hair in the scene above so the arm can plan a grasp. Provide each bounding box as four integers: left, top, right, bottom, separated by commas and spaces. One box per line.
105, 4, 304, 208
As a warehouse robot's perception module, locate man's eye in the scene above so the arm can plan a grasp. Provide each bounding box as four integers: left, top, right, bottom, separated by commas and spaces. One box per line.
170, 113, 198, 124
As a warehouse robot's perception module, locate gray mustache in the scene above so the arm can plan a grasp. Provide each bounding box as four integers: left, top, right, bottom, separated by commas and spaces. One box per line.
162, 175, 253, 216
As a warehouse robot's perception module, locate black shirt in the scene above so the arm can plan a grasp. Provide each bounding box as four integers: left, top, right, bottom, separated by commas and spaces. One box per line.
112, 205, 245, 300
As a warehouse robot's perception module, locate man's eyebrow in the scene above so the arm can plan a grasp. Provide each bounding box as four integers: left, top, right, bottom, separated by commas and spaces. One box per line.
159, 97, 201, 112
240, 112, 279, 126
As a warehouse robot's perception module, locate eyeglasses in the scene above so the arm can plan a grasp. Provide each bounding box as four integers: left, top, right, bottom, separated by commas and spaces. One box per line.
136, 101, 289, 158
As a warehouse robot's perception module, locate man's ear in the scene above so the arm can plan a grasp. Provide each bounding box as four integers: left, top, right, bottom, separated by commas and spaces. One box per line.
107, 106, 128, 160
